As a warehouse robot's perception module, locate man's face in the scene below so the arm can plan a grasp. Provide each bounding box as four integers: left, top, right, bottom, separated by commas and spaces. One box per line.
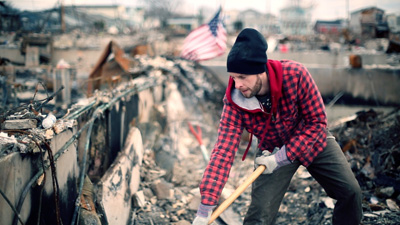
230, 72, 262, 98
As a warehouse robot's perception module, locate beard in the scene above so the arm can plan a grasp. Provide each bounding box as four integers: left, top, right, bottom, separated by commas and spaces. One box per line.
241, 75, 262, 98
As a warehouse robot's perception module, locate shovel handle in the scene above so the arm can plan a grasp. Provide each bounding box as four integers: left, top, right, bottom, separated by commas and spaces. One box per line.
208, 165, 266, 224
200, 145, 210, 162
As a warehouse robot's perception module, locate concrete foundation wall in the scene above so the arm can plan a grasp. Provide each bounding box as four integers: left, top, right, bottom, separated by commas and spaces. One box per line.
0, 153, 33, 225
41, 128, 80, 224
0, 126, 79, 225
268, 51, 390, 67
0, 77, 166, 224
307, 66, 400, 105
203, 64, 400, 105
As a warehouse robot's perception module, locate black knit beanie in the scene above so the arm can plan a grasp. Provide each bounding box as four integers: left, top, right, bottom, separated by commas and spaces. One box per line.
227, 28, 268, 74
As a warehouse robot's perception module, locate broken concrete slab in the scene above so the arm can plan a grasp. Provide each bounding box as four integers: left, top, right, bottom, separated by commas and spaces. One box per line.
151, 179, 174, 200
137, 88, 155, 124
133, 190, 146, 208
0, 153, 33, 225
96, 126, 144, 225
0, 123, 79, 225
1, 118, 38, 130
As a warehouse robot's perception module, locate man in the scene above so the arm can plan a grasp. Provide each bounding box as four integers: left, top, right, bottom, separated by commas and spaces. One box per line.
192, 28, 362, 225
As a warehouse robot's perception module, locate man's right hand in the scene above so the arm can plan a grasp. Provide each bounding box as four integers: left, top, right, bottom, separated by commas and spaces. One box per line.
192, 203, 215, 225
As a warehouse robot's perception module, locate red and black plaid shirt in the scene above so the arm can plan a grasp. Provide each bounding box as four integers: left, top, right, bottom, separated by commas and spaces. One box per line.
200, 59, 327, 205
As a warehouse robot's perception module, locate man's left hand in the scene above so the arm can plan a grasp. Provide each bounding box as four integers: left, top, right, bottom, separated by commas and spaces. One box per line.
255, 149, 278, 174
255, 146, 291, 174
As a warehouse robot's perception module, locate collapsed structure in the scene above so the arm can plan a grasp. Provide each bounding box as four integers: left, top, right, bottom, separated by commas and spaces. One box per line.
0, 47, 226, 224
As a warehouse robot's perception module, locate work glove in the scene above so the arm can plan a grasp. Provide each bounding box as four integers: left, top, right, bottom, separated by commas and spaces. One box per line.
255, 146, 291, 174
192, 203, 216, 225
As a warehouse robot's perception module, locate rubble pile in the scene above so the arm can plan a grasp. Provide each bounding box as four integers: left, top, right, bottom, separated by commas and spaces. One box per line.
267, 108, 400, 225
331, 108, 400, 224
128, 59, 225, 224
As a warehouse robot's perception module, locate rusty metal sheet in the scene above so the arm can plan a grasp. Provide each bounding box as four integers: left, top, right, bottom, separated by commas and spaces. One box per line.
87, 41, 132, 96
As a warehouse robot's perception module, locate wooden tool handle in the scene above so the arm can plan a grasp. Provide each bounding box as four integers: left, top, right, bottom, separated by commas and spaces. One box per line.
208, 165, 266, 224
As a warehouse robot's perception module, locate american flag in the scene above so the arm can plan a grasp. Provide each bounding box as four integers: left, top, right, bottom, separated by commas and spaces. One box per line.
180, 8, 227, 61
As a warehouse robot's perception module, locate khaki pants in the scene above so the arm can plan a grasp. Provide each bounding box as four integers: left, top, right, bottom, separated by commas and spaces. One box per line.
243, 135, 363, 225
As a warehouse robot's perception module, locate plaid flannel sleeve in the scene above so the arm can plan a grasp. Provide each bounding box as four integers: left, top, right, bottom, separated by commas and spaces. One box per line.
199, 96, 244, 205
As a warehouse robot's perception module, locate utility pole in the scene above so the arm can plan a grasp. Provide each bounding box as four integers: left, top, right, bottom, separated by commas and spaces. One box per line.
346, 0, 349, 28
60, 0, 65, 33
57, 0, 66, 33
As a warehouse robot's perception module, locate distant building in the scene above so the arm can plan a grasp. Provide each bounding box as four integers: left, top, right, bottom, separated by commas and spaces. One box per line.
124, 7, 146, 30
166, 16, 199, 35
0, 4, 21, 32
314, 20, 346, 35
17, 7, 115, 33
228, 9, 280, 35
65, 5, 148, 32
279, 5, 312, 36
350, 6, 389, 39
238, 9, 280, 35
70, 5, 125, 20
387, 13, 400, 34
223, 9, 241, 33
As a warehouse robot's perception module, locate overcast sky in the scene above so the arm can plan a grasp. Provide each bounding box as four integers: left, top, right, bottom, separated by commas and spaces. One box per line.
7, 0, 400, 20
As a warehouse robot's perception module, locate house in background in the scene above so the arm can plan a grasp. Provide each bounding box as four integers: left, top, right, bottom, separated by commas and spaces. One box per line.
7, 5, 149, 34
350, 6, 389, 40
221, 9, 240, 34
279, 5, 313, 36
231, 9, 280, 36
387, 13, 400, 42
17, 7, 115, 33
166, 16, 199, 36
387, 13, 400, 34
314, 19, 346, 41
70, 5, 125, 19
124, 7, 146, 30
314, 20, 346, 35
65, 5, 148, 32
0, 3, 21, 32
